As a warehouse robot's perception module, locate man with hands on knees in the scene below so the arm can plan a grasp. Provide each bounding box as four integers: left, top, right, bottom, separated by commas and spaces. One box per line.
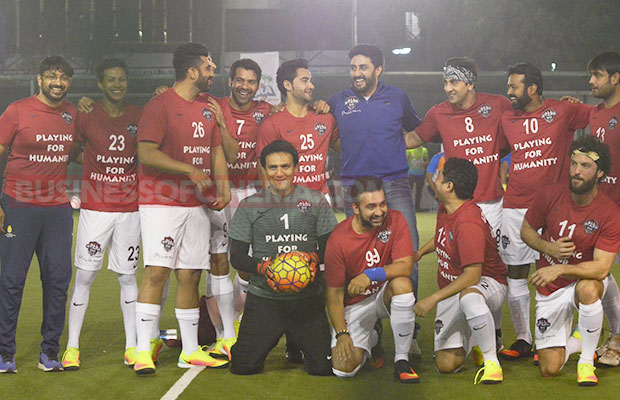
414, 158, 507, 385
324, 176, 419, 383
228, 140, 337, 376
521, 136, 620, 386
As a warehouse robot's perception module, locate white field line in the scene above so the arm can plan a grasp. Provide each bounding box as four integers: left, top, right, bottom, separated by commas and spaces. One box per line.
161, 366, 205, 400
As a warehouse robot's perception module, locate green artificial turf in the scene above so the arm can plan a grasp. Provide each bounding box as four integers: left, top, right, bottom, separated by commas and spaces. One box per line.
1, 211, 619, 399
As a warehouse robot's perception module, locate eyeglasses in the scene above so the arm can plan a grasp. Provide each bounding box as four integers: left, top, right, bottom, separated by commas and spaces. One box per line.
41, 73, 72, 83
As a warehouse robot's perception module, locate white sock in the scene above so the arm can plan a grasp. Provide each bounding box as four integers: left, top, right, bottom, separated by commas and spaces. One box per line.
460, 293, 499, 364
602, 274, 620, 334
233, 274, 249, 318
507, 277, 532, 344
152, 278, 170, 340
578, 300, 604, 365
211, 274, 236, 339
176, 308, 200, 355
136, 302, 160, 353
390, 293, 415, 362
564, 332, 582, 365
66, 269, 98, 349
118, 273, 138, 349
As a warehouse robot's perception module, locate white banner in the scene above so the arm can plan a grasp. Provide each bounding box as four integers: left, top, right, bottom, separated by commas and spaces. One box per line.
239, 51, 281, 106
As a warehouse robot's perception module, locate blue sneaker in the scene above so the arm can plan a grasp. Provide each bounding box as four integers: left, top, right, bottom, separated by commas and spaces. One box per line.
0, 351, 17, 373
38, 351, 63, 372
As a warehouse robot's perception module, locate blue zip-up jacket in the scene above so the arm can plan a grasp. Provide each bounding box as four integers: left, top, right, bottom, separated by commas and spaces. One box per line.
328, 81, 421, 185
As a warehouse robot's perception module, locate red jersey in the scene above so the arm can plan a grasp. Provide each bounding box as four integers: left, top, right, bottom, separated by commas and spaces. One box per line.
435, 201, 507, 289
324, 209, 414, 306
500, 98, 592, 208
219, 98, 272, 188
0, 96, 76, 205
589, 101, 620, 204
525, 183, 620, 295
137, 89, 222, 207
76, 103, 141, 212
257, 109, 338, 194
416, 93, 510, 202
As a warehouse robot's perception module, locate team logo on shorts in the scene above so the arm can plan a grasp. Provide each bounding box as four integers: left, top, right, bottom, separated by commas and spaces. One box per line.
541, 108, 557, 123
86, 241, 102, 256
536, 317, 551, 333
501, 234, 510, 249
126, 123, 138, 137
584, 219, 600, 234
61, 112, 73, 124
253, 111, 265, 124
609, 116, 618, 131
434, 319, 444, 334
478, 104, 492, 118
161, 236, 175, 252
202, 108, 213, 121
314, 122, 328, 136
296, 199, 312, 213
345, 96, 359, 111
377, 228, 392, 243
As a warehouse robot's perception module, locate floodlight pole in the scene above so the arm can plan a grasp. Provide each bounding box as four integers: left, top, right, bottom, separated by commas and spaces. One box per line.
351, 0, 358, 46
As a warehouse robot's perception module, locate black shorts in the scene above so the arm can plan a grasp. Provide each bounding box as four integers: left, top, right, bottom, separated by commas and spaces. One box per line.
230, 292, 332, 376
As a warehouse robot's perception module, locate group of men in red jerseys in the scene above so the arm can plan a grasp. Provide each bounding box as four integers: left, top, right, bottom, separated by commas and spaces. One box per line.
2, 40, 620, 389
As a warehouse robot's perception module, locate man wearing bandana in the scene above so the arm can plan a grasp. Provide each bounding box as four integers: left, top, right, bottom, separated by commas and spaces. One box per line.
521, 136, 620, 386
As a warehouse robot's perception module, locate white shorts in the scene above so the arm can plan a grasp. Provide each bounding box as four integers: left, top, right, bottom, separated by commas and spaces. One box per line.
209, 186, 257, 254
434, 276, 507, 352
535, 277, 609, 350
476, 197, 503, 242
499, 208, 539, 265
140, 205, 211, 269
74, 209, 141, 274
330, 283, 390, 355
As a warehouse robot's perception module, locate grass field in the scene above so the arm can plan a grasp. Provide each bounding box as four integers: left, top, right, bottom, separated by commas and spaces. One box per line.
1, 211, 620, 399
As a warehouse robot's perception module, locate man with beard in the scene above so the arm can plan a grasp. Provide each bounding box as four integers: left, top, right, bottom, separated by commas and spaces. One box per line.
522, 136, 620, 386
0, 55, 76, 373
327, 46, 421, 352
414, 158, 507, 384
257, 59, 339, 200
206, 59, 273, 361
583, 52, 620, 366
132, 42, 230, 375
325, 176, 418, 383
497, 63, 592, 361
61, 58, 142, 370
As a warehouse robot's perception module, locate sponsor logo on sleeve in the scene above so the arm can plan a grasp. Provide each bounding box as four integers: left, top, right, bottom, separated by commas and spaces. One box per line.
253, 111, 265, 124
609, 116, 618, 131
202, 108, 213, 121
126, 123, 138, 137
541, 108, 556, 123
584, 219, 599, 234
377, 228, 392, 243
61, 111, 73, 124
478, 104, 492, 118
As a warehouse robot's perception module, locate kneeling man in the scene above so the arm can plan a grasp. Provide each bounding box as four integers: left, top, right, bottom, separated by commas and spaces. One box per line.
325, 176, 418, 383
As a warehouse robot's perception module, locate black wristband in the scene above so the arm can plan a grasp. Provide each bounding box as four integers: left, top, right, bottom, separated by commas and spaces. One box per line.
335, 329, 350, 338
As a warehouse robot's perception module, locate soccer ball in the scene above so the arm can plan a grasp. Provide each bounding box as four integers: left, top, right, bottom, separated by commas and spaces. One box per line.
269, 251, 313, 293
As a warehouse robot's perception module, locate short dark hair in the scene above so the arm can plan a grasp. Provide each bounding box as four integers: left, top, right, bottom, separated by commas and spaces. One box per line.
570, 135, 611, 181
445, 57, 478, 82
96, 57, 128, 82
349, 44, 384, 68
276, 58, 308, 96
442, 158, 478, 200
587, 51, 620, 77
38, 55, 74, 77
173, 42, 209, 81
507, 62, 543, 95
350, 176, 384, 205
260, 139, 299, 168
230, 58, 262, 82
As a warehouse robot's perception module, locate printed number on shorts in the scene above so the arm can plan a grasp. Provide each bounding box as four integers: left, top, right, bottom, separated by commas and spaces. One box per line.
108, 135, 125, 151
365, 248, 380, 267
127, 245, 140, 262
192, 121, 205, 138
